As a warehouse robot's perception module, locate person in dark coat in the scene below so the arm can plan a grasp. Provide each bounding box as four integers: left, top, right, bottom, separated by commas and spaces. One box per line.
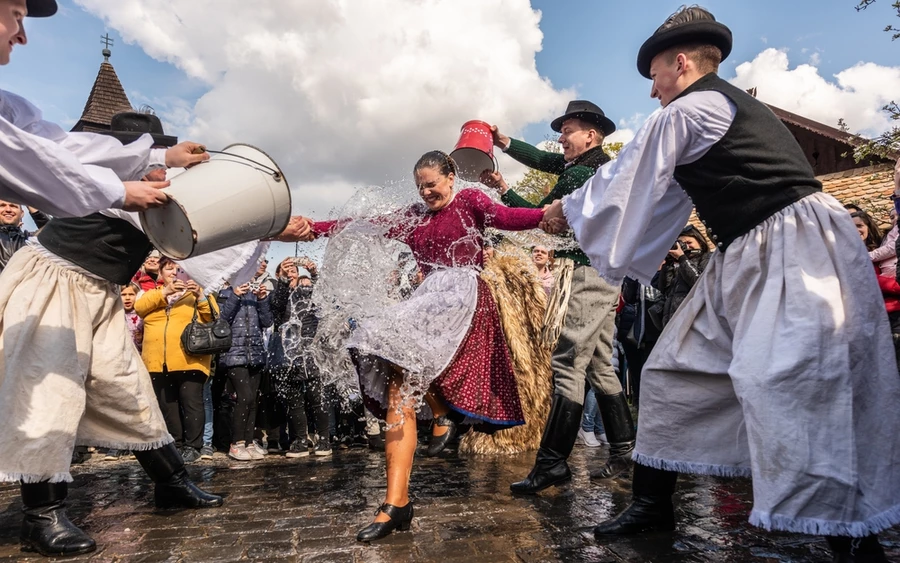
268, 257, 333, 458
0, 200, 49, 273
218, 281, 273, 460
651, 225, 710, 328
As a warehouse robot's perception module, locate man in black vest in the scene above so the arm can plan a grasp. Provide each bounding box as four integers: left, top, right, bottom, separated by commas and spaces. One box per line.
0, 112, 223, 558
0, 200, 48, 273
543, 6, 898, 562
483, 103, 637, 492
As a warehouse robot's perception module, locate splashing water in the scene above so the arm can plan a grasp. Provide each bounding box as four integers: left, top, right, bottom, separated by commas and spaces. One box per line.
281, 180, 578, 424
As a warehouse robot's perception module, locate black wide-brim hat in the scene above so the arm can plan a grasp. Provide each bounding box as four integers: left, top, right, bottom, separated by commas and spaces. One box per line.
637, 19, 732, 79
105, 112, 178, 147
26, 0, 57, 17
550, 100, 616, 136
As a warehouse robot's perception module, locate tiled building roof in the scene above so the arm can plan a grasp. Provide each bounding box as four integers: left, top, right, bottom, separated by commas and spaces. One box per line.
820, 163, 895, 225
71, 61, 132, 133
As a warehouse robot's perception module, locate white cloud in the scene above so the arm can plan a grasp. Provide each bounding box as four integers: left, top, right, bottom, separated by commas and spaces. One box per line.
74, 0, 573, 218
605, 128, 635, 148
729, 48, 900, 137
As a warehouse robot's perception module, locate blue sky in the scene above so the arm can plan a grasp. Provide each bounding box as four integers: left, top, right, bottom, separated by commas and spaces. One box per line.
5, 0, 899, 261
6, 1, 897, 143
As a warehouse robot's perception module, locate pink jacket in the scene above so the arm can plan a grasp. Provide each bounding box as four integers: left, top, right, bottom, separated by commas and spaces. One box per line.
871, 225, 898, 279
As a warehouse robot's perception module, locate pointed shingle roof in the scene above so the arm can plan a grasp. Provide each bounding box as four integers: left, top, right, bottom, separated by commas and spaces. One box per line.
71, 59, 133, 133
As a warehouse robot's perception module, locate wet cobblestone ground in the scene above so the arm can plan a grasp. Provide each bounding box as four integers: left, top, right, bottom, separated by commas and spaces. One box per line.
1, 444, 897, 562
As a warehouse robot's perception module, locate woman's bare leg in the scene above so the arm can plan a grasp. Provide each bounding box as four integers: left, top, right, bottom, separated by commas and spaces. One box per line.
374, 372, 417, 523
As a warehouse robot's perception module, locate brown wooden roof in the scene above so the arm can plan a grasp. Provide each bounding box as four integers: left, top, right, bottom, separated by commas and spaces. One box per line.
766, 104, 858, 145
71, 61, 132, 132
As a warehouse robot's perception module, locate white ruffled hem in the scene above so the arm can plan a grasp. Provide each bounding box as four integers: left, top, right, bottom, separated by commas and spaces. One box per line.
750, 504, 900, 537
1, 472, 74, 484
633, 452, 753, 478
75, 434, 174, 452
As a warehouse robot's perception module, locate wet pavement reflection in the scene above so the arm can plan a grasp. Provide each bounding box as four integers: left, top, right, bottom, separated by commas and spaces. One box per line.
1, 445, 897, 562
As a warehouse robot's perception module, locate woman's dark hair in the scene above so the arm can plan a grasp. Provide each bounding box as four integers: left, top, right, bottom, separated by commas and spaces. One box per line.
414, 150, 457, 178
849, 208, 884, 251
679, 224, 710, 255
158, 256, 176, 271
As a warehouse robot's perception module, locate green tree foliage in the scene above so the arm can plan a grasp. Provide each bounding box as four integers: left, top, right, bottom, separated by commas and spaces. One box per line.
851, 1, 900, 161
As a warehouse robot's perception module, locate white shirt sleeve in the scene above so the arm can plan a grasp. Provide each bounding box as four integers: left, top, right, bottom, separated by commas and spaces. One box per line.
99, 207, 268, 293
561, 90, 736, 285
0, 90, 162, 217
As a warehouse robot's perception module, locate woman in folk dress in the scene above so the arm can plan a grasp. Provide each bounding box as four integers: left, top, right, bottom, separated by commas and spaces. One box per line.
305, 151, 551, 541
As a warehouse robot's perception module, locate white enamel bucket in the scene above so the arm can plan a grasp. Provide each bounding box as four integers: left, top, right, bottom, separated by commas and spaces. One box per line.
140, 144, 292, 259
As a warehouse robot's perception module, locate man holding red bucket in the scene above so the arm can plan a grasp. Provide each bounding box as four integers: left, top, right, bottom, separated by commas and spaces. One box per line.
477, 101, 637, 493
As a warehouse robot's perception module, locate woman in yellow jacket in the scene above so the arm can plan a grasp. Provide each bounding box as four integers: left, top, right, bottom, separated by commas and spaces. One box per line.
137, 257, 218, 464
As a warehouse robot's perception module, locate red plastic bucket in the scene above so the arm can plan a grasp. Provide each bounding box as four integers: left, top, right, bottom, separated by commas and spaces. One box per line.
449, 120, 497, 182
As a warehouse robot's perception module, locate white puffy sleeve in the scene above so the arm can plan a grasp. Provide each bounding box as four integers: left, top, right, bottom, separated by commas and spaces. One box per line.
101, 208, 270, 293
562, 91, 735, 285
0, 90, 164, 217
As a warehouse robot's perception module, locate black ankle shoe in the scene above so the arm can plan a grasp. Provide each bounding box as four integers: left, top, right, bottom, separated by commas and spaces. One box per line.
155, 469, 224, 509
425, 415, 458, 457
20, 482, 96, 557
593, 495, 676, 537
356, 502, 414, 542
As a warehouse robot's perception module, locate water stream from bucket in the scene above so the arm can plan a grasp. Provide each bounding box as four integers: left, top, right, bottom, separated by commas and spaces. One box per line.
279, 179, 579, 428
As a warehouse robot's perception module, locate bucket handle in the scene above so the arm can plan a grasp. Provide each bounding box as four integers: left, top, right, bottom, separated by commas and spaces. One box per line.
205, 149, 283, 180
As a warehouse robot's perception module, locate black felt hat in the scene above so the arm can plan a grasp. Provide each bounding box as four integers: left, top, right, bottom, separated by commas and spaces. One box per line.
106, 112, 178, 147
637, 7, 732, 79
550, 100, 616, 136
26, 0, 57, 17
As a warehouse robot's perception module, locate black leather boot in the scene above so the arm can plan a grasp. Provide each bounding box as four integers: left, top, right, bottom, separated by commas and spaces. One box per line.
134, 443, 224, 509
590, 391, 636, 480
593, 463, 677, 537
510, 395, 582, 495
826, 535, 889, 562
20, 482, 96, 557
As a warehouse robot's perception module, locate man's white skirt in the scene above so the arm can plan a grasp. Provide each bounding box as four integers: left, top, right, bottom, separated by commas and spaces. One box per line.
0, 247, 172, 483
634, 192, 900, 537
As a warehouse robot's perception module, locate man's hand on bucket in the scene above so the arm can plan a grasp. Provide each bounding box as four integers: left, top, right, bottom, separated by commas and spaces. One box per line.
268, 216, 315, 243
489, 125, 510, 150
123, 180, 170, 212
480, 170, 509, 194
165, 141, 210, 169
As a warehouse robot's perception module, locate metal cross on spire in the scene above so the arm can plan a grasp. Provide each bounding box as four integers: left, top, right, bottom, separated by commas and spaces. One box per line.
101, 33, 114, 61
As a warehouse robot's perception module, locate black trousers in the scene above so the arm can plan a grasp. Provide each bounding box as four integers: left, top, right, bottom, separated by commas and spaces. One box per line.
274, 356, 329, 443
620, 339, 653, 406
226, 365, 264, 444
150, 370, 207, 450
